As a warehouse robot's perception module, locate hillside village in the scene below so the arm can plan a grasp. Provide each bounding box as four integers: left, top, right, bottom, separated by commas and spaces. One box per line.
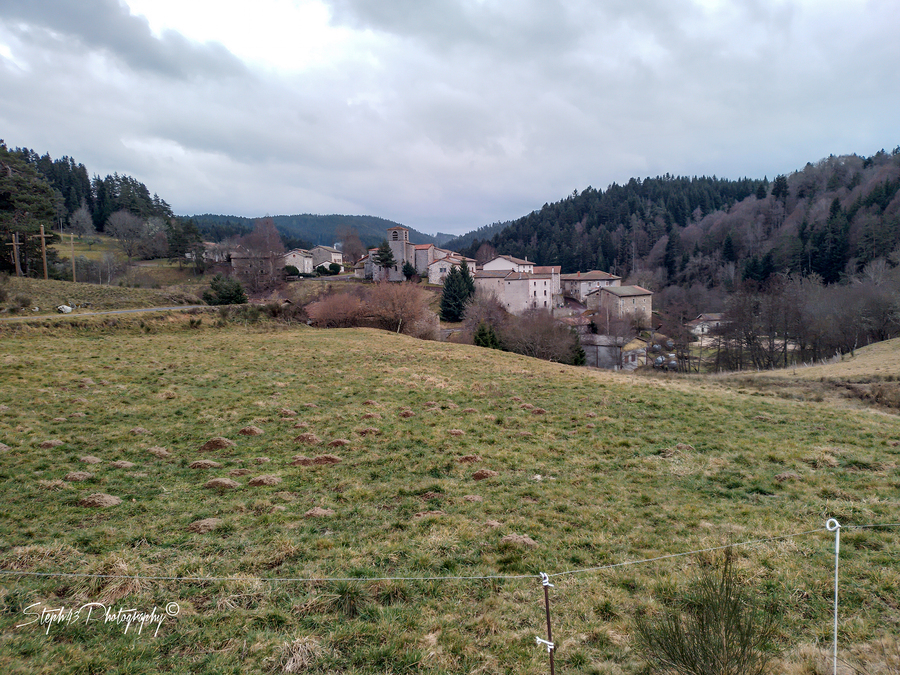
225, 225, 655, 370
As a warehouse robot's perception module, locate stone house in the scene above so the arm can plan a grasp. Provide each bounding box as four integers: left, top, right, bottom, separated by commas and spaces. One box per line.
591, 285, 653, 325
559, 270, 621, 304
311, 245, 343, 270
482, 255, 534, 273
686, 313, 727, 336
282, 248, 314, 275
427, 254, 477, 285
473, 269, 558, 314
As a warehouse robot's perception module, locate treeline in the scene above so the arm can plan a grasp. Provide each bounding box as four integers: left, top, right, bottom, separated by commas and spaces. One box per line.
457, 150, 900, 299
10, 146, 172, 231
700, 267, 900, 371
189, 213, 436, 250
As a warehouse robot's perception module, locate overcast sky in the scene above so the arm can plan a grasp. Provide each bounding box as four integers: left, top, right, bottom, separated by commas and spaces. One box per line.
1, 0, 897, 235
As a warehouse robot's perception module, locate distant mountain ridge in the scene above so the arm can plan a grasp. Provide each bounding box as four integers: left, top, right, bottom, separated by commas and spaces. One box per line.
186, 213, 438, 249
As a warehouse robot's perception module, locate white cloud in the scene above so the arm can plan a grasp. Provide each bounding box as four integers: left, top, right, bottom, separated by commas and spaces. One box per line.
1, 0, 897, 234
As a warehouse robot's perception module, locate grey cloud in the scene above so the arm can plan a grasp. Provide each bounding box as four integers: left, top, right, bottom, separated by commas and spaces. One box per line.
0, 0, 246, 79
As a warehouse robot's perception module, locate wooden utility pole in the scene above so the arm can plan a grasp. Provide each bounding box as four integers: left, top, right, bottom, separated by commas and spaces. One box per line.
38, 224, 50, 280
71, 233, 76, 282
6, 232, 23, 277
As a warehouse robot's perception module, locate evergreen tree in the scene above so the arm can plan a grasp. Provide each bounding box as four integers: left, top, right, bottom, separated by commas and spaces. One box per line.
473, 322, 502, 350
402, 260, 416, 280
459, 259, 475, 296
373, 240, 396, 276
202, 275, 247, 305
0, 142, 59, 276
440, 266, 470, 322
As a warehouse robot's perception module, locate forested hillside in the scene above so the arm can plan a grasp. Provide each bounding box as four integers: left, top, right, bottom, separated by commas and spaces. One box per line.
9, 146, 172, 231
457, 149, 900, 295
190, 213, 437, 250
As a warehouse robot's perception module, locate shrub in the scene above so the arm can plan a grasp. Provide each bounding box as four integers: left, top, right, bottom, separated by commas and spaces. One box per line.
283, 265, 300, 277
633, 553, 779, 675
202, 275, 247, 305
366, 282, 436, 338
328, 262, 342, 275
306, 292, 364, 327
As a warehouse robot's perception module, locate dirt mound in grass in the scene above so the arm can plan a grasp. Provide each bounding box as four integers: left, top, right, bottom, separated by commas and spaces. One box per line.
304, 507, 335, 518
239, 426, 264, 436
291, 454, 341, 466
472, 469, 498, 480
399, 410, 415, 418
70, 412, 86, 418
203, 478, 240, 490
53, 417, 67, 422
292, 422, 309, 429
484, 520, 501, 528
501, 533, 537, 548
517, 431, 533, 438
295, 433, 321, 444
40, 440, 64, 449
200, 437, 235, 451
131, 427, 149, 435
463, 495, 483, 502
414, 510, 446, 518
0, 443, 10, 452
229, 468, 251, 477
531, 408, 547, 415
776, 471, 801, 482
80, 455, 102, 464
109, 461, 135, 469
279, 408, 297, 418
79, 493, 122, 507
363, 400, 378, 406
147, 446, 171, 458
448, 429, 465, 436
187, 518, 222, 533
253, 457, 270, 464
65, 471, 93, 482
457, 455, 481, 463
249, 474, 282, 486
362, 412, 381, 419
190, 460, 222, 469
356, 427, 380, 436
328, 439, 350, 447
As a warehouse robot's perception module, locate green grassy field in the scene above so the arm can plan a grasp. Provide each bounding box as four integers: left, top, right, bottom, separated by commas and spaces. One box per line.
1, 316, 898, 674
1, 277, 202, 315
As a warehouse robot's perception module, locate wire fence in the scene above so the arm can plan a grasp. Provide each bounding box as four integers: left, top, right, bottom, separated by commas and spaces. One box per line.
3, 519, 899, 673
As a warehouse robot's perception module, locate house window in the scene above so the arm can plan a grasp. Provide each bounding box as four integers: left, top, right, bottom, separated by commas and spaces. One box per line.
544, 290, 547, 296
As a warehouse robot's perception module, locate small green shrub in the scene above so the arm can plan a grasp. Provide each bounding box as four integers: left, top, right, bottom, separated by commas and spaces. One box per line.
633, 553, 779, 675
202, 275, 247, 305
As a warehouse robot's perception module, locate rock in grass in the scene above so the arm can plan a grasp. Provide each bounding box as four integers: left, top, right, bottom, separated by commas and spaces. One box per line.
203, 478, 240, 490
79, 493, 122, 507
187, 518, 222, 533
199, 437, 235, 452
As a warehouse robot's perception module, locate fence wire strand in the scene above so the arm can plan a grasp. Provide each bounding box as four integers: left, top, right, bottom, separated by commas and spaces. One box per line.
1, 522, 885, 586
